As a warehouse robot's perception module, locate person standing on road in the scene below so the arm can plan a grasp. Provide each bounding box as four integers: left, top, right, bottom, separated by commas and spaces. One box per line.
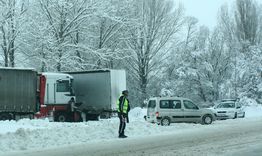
117, 90, 130, 138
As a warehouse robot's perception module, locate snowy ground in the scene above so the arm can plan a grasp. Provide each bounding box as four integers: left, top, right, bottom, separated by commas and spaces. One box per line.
0, 104, 262, 155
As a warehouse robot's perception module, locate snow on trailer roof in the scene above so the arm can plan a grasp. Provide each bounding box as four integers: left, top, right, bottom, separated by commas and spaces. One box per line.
65, 69, 125, 74
42, 72, 73, 78
0, 67, 36, 71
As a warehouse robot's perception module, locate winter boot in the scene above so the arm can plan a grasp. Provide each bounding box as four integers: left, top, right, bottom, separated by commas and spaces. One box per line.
119, 133, 127, 138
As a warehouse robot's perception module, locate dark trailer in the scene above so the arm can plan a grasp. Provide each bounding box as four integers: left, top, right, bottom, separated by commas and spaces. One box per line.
0, 68, 38, 120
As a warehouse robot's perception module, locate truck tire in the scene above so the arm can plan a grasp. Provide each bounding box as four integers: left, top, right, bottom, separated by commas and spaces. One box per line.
233, 112, 237, 119
86, 114, 99, 121
0, 113, 11, 121
29, 114, 34, 120
55, 112, 68, 122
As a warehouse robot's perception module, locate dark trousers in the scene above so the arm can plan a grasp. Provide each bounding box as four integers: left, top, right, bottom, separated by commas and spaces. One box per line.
118, 113, 126, 136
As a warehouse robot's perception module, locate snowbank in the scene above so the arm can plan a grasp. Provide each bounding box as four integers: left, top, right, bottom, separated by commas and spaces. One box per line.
244, 105, 262, 118
239, 97, 262, 118
0, 106, 262, 155
128, 107, 147, 119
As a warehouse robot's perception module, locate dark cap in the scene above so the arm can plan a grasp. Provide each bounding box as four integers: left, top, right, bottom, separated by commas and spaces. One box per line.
122, 90, 128, 94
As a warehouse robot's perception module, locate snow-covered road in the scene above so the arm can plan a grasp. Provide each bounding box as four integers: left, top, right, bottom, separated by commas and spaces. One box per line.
3, 117, 262, 156
1, 105, 262, 156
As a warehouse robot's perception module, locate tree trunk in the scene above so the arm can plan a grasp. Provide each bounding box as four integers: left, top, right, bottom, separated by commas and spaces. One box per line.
57, 50, 62, 71
9, 6, 15, 67
1, 25, 9, 67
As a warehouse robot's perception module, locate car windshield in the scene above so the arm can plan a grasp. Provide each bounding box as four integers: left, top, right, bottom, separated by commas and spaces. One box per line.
217, 102, 235, 108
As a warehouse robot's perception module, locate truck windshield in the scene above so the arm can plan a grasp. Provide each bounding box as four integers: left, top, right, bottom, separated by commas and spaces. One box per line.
57, 80, 70, 92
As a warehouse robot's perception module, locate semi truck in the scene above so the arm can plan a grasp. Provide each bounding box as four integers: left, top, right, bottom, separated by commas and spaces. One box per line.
68, 69, 126, 120
0, 68, 126, 122
36, 72, 80, 122
0, 68, 78, 122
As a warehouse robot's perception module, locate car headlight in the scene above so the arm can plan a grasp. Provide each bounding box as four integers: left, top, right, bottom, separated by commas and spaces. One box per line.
227, 111, 234, 113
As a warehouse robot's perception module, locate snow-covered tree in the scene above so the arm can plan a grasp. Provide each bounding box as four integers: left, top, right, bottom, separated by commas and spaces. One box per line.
235, 0, 259, 46
217, 0, 262, 103
125, 0, 184, 106
81, 0, 132, 69
0, 0, 27, 67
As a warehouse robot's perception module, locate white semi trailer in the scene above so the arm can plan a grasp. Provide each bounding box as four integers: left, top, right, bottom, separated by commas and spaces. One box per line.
68, 69, 126, 120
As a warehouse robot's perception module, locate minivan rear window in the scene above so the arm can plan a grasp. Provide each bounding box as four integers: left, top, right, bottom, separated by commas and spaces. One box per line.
148, 100, 156, 108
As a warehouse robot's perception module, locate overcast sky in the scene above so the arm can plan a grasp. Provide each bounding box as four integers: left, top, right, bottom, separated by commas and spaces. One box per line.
174, 0, 234, 29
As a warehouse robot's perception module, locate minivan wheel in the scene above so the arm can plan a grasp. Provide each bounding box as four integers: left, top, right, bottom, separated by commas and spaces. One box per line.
161, 117, 170, 126
202, 114, 212, 125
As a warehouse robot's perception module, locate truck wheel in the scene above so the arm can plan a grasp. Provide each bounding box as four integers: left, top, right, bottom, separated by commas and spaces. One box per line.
86, 114, 99, 121
29, 114, 34, 120
161, 117, 170, 126
0, 113, 10, 121
233, 112, 237, 119
55, 112, 67, 122
202, 114, 213, 125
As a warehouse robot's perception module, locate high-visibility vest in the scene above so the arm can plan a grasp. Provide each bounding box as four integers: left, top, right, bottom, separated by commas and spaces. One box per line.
117, 95, 128, 113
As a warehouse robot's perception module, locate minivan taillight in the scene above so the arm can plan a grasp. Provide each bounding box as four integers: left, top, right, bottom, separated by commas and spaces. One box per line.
155, 112, 159, 117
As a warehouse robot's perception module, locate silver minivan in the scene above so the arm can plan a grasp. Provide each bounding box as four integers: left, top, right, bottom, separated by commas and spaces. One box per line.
147, 97, 216, 126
